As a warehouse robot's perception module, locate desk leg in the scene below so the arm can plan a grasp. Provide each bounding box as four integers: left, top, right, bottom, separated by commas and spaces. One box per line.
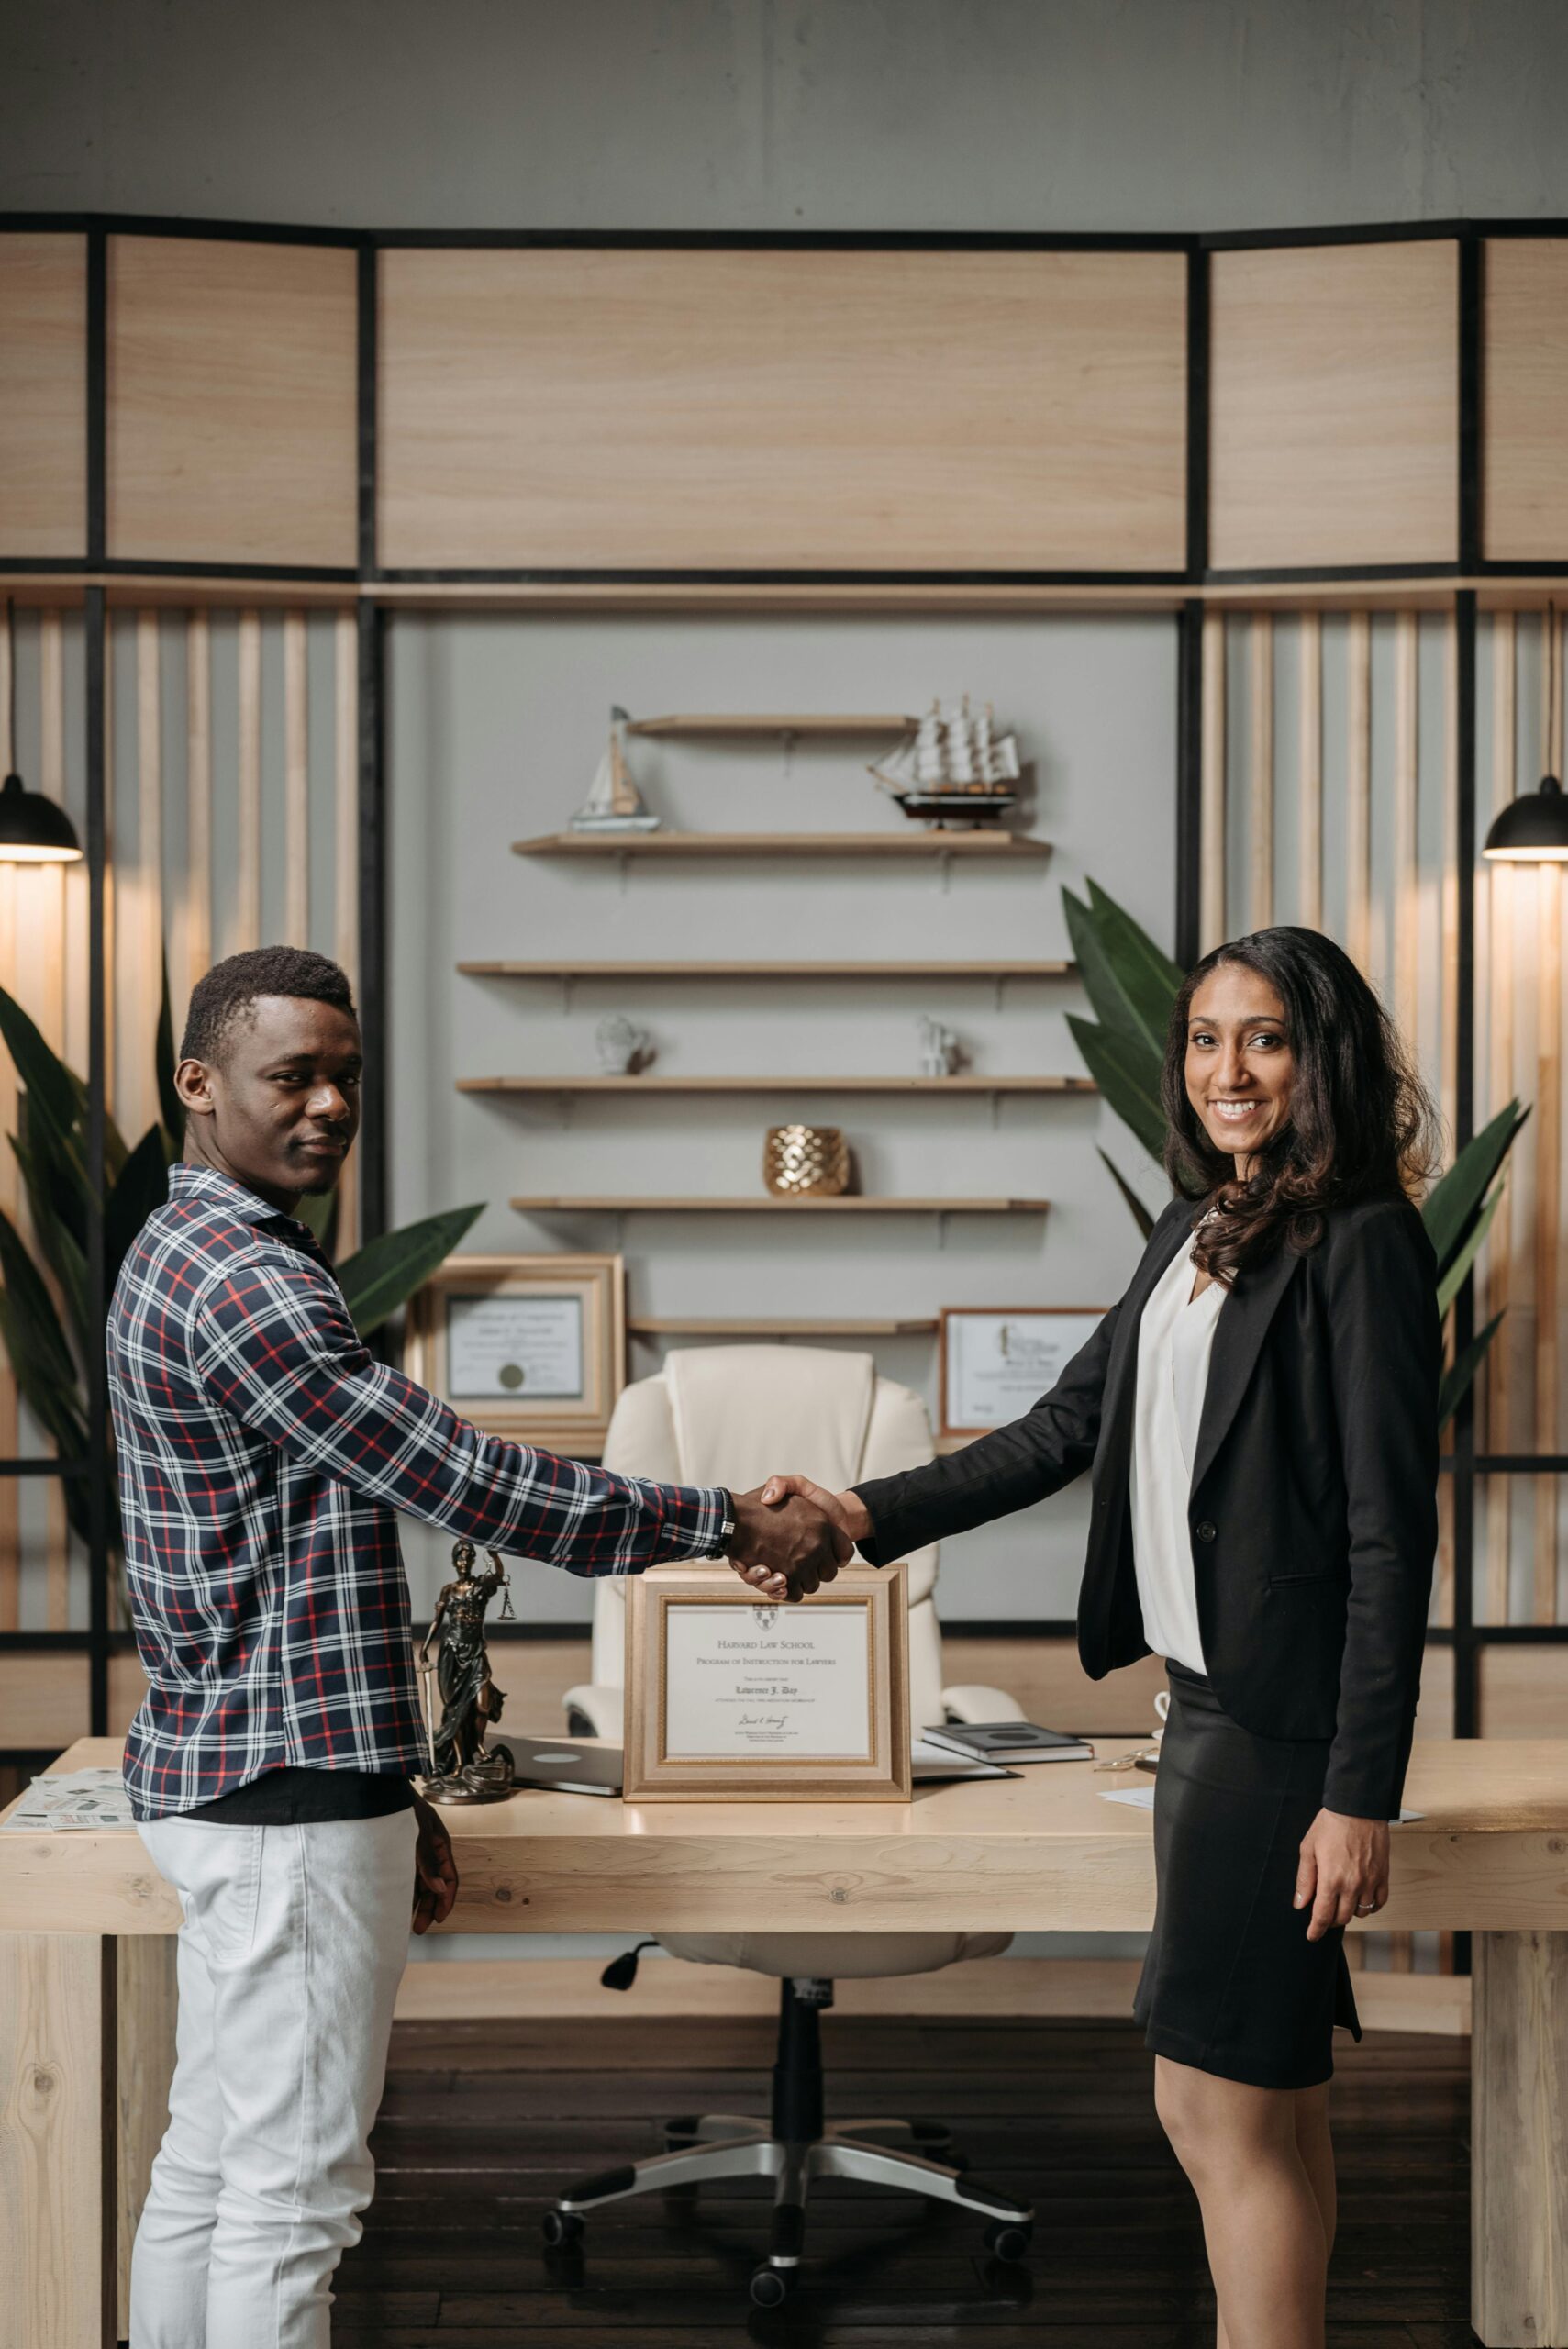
0, 1933, 117, 2349
117, 1937, 177, 2342
1473, 1931, 1568, 2347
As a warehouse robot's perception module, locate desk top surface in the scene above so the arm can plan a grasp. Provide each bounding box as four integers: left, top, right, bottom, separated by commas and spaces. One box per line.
10, 1733, 1568, 1842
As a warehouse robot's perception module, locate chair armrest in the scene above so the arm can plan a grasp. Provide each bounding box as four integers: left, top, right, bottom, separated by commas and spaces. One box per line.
940, 1683, 1028, 1724
561, 1684, 627, 1741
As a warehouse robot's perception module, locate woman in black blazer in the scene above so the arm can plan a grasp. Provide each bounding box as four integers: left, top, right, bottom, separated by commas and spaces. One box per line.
761, 927, 1441, 2346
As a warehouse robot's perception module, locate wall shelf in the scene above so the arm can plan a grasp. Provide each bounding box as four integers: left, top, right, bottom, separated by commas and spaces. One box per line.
459, 958, 1074, 979
512, 1195, 1049, 1214
626, 713, 916, 737
512, 830, 1051, 860
462, 1074, 1093, 1097
629, 1317, 940, 1338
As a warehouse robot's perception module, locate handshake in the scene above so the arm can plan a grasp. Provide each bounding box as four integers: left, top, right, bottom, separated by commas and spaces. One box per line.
722, 1475, 876, 1603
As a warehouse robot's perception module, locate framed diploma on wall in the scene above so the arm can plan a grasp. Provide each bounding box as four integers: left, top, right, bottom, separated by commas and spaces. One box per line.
624, 1566, 911, 1801
404, 1253, 626, 1452
940, 1306, 1107, 1440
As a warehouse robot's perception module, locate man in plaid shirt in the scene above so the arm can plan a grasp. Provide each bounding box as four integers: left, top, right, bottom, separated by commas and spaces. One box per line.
114, 945, 844, 2349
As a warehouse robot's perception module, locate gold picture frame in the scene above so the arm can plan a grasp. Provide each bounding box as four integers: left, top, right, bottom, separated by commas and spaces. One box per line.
939, 1305, 1107, 1440
624, 1566, 911, 1802
403, 1252, 626, 1453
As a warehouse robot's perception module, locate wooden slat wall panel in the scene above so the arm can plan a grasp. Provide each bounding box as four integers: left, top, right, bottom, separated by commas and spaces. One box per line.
333, 611, 360, 1252
379, 248, 1188, 573
0, 616, 16, 1628
183, 612, 212, 999
1483, 239, 1568, 562
1248, 615, 1273, 929
1478, 1637, 1568, 1736
37, 616, 70, 1631
0, 234, 87, 560
106, 236, 357, 569
1297, 615, 1323, 931
235, 612, 262, 951
1208, 241, 1459, 572
1199, 613, 1226, 953
130, 613, 164, 1146
284, 611, 309, 947
1345, 613, 1373, 973
1485, 617, 1518, 1625
1393, 614, 1420, 1044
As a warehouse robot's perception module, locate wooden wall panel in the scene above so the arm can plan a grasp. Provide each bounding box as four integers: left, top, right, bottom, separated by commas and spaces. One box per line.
106, 236, 357, 569
1478, 1641, 1568, 1738
378, 248, 1188, 573
1208, 241, 1459, 572
0, 234, 86, 560
1484, 239, 1568, 562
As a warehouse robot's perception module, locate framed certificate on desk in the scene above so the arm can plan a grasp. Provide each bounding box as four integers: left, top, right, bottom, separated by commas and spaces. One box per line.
404, 1253, 625, 1452
624, 1567, 911, 1801
940, 1306, 1107, 1439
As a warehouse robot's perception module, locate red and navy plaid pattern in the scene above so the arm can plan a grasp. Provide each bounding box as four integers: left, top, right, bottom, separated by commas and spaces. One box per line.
111, 1165, 727, 1820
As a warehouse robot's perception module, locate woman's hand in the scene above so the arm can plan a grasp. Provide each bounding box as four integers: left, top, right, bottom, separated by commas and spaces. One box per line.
411, 1791, 460, 1934
1295, 1808, 1389, 1941
758, 1474, 873, 1546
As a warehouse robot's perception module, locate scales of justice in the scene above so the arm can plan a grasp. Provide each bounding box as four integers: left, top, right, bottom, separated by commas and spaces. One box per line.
417, 1540, 519, 1805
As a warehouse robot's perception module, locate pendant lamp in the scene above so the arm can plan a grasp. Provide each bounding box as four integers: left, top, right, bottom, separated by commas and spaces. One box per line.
1484, 602, 1568, 863
0, 600, 83, 865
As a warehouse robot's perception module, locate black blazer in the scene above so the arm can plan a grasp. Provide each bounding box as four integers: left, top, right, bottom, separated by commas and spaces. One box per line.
856, 1193, 1440, 1820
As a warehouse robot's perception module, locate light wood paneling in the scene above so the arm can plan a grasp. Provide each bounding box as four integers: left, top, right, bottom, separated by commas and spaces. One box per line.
0, 1650, 147, 1748
1484, 239, 1568, 562
235, 610, 261, 950
1486, 617, 1518, 1625
106, 235, 357, 569
183, 609, 211, 1004
379, 248, 1188, 573
0, 235, 86, 559
0, 1935, 114, 2349
116, 1938, 175, 2342
1345, 611, 1373, 972
1199, 612, 1226, 952
1393, 613, 1420, 1042
1297, 613, 1323, 930
284, 609, 309, 946
1535, 861, 1562, 1622
1479, 1641, 1568, 1738
1472, 1931, 1568, 2345
333, 609, 360, 1251
1208, 241, 1459, 571
1248, 613, 1273, 927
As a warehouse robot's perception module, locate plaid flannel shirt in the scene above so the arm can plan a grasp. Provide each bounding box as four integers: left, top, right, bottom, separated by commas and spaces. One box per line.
111, 1164, 728, 1820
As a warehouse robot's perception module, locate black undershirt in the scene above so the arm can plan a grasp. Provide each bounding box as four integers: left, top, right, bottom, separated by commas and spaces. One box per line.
184, 1767, 416, 1825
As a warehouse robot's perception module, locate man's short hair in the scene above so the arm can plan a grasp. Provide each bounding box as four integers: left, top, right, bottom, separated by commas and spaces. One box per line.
181, 947, 358, 1067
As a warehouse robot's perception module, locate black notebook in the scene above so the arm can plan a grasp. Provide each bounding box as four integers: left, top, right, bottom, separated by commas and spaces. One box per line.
920, 1722, 1094, 1765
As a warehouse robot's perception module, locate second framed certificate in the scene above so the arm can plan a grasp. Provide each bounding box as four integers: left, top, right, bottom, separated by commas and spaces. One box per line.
624, 1567, 910, 1801
404, 1253, 625, 1452
940, 1306, 1107, 1438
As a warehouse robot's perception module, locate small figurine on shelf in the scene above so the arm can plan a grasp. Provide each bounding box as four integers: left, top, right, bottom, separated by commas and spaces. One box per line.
918, 1016, 962, 1077
570, 706, 662, 833
417, 1541, 517, 1806
595, 1014, 652, 1075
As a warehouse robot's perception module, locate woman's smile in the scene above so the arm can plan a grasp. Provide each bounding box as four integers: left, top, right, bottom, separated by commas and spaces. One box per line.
1184, 963, 1296, 1173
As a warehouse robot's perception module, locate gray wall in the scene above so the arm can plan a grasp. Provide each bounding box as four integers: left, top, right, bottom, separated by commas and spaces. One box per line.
3, 0, 1565, 232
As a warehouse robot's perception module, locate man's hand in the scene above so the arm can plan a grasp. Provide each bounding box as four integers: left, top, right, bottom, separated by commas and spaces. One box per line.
759, 1473, 873, 1548
1294, 1808, 1389, 1942
727, 1483, 851, 1600
411, 1791, 459, 1934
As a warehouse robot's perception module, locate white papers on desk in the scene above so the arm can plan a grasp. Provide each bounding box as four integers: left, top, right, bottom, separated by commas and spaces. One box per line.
1095, 1786, 1427, 1823
5, 1767, 134, 1831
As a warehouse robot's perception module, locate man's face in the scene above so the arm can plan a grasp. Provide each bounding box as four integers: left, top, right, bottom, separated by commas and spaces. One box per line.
177, 995, 362, 1206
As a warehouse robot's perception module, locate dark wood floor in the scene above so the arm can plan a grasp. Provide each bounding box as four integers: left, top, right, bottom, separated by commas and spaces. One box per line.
337, 2013, 1474, 2347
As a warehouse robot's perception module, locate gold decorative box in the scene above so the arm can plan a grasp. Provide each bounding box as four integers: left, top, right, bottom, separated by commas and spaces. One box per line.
763, 1124, 852, 1197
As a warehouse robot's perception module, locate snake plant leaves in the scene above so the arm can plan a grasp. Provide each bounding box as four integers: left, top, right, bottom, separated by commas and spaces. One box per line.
1067, 1013, 1167, 1163
1063, 887, 1170, 1062
1097, 1147, 1157, 1240
1422, 1100, 1528, 1285
334, 1203, 485, 1338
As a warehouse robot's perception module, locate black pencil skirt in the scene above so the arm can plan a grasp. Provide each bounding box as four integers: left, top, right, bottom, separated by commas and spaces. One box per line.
1133, 1661, 1362, 2091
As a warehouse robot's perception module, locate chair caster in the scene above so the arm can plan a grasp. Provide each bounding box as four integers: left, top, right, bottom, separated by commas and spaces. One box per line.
750, 2266, 791, 2308
983, 2218, 1032, 2264
541, 2209, 584, 2248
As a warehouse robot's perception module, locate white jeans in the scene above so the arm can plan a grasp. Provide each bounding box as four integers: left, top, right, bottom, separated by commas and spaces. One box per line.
130, 1809, 417, 2349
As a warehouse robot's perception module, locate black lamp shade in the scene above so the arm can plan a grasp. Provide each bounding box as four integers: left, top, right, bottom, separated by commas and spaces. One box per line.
1482, 774, 1568, 863
0, 770, 82, 863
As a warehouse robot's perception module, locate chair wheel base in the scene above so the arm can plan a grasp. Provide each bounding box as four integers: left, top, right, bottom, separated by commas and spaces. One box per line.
984, 2218, 1032, 2263
542, 2209, 584, 2248
750, 2266, 791, 2308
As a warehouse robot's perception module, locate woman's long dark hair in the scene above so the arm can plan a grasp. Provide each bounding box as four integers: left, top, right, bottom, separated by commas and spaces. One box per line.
1162, 927, 1440, 1285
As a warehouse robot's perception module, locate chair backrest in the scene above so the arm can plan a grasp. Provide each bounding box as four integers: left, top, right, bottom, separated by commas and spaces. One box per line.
589, 1345, 942, 1696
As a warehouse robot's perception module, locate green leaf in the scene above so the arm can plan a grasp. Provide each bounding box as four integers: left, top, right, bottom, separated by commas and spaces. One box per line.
334, 1203, 486, 1338
0, 982, 82, 1143
10, 1130, 90, 1357
155, 952, 183, 1153
1085, 876, 1186, 1008
105, 1126, 173, 1303
1067, 1014, 1167, 1163
1097, 1146, 1157, 1240
1423, 1100, 1528, 1283
292, 1188, 337, 1243
1063, 888, 1171, 1061
0, 1205, 85, 1422
1436, 1183, 1505, 1321
1439, 1309, 1505, 1432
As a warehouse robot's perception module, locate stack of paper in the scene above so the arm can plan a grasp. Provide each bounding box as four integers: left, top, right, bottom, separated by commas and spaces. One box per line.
5, 1766, 134, 1831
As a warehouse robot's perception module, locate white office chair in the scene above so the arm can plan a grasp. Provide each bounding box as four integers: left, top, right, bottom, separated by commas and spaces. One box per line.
548, 1346, 1036, 2307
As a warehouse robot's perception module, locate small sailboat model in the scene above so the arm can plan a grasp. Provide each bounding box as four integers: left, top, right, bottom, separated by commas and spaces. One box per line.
569, 707, 662, 833
869, 698, 1021, 827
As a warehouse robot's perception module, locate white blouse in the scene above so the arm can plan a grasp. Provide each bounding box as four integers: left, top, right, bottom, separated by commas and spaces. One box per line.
1129, 1231, 1229, 1675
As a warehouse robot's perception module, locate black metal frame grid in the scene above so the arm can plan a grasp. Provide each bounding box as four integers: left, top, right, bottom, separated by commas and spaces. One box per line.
0, 211, 1565, 1736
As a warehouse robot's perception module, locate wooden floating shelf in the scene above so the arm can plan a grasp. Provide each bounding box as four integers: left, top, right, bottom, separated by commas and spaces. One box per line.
459, 959, 1075, 980
629, 1317, 940, 1338
512, 1196, 1050, 1215
626, 713, 916, 737
462, 1074, 1094, 1097
512, 831, 1051, 860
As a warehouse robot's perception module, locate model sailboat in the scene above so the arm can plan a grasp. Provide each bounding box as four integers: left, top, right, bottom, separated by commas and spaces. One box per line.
869, 698, 1021, 826
570, 707, 662, 833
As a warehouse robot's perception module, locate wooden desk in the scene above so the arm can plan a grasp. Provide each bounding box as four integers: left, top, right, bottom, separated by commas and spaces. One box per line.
3, 1736, 1565, 2347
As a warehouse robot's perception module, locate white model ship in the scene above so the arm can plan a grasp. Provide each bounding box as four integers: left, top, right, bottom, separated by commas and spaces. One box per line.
569, 707, 662, 833
868, 698, 1021, 826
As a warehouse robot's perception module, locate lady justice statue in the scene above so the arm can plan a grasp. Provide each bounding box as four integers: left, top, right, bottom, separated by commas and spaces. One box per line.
417, 1540, 518, 1805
